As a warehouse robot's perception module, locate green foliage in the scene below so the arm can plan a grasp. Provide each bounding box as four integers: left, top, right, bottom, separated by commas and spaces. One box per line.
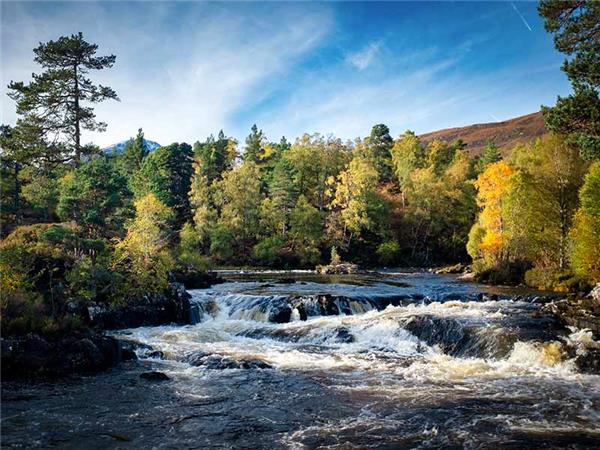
0, 223, 110, 334
253, 236, 285, 267
539, 1, 600, 160
177, 222, 210, 272
376, 241, 400, 266
243, 124, 265, 164
57, 156, 130, 238
571, 162, 600, 282
365, 124, 394, 183
133, 142, 194, 226
209, 224, 235, 263
120, 128, 149, 177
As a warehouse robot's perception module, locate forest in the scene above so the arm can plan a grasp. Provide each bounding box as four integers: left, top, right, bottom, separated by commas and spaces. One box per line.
1, 0, 599, 336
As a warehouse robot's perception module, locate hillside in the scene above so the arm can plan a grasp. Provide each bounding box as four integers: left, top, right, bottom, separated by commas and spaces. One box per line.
419, 111, 547, 156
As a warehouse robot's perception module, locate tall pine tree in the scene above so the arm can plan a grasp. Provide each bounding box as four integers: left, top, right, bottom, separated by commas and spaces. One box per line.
8, 32, 119, 164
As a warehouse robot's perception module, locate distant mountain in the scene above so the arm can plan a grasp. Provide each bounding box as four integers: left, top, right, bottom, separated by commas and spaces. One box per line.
103, 138, 161, 155
419, 111, 547, 156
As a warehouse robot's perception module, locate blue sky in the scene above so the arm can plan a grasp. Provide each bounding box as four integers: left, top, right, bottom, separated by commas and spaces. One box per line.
1, 1, 570, 148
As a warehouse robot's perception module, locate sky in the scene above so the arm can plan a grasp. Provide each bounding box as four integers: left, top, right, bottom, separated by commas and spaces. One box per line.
1, 1, 571, 148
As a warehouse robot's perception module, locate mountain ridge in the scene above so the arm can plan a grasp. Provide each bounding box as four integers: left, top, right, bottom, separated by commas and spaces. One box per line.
419, 111, 547, 156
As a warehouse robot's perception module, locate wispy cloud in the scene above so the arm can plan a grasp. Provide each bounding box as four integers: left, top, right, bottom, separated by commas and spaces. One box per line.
510, 2, 533, 32
345, 41, 382, 71
1, 2, 334, 147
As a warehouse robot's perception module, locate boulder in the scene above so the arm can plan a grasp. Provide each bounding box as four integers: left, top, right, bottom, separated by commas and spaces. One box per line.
184, 352, 272, 370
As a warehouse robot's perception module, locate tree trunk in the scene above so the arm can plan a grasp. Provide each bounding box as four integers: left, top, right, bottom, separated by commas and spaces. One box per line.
73, 64, 81, 165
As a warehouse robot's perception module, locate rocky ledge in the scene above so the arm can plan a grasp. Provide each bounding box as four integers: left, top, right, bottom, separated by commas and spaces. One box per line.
316, 262, 364, 275
1, 332, 123, 379
1, 282, 196, 379
86, 282, 194, 330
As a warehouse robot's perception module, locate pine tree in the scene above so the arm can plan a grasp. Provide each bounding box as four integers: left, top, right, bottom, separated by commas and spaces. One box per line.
539, 1, 600, 160
366, 124, 394, 183
121, 128, 148, 176
243, 124, 265, 163
7, 32, 118, 164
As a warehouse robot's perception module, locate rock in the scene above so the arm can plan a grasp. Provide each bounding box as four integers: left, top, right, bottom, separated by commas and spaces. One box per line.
1, 333, 123, 379
184, 352, 272, 370
544, 297, 600, 338
574, 348, 600, 374
268, 304, 292, 323
434, 263, 467, 274
173, 270, 225, 289
140, 371, 170, 381
588, 283, 600, 303
275, 278, 296, 284
316, 263, 362, 275
86, 282, 194, 330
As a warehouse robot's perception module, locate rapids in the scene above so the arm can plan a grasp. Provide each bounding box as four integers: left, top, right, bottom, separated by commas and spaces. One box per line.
2, 271, 599, 449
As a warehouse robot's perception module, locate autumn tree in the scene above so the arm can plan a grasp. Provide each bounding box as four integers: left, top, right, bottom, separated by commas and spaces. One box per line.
113, 193, 174, 297
467, 160, 515, 269
571, 162, 600, 282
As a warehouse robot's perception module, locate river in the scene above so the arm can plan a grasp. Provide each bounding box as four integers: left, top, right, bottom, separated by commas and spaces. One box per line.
2, 271, 600, 449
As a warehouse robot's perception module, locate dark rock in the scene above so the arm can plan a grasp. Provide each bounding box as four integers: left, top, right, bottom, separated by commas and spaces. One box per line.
173, 270, 225, 289
87, 282, 194, 330
574, 348, 600, 374
275, 278, 296, 284
333, 327, 355, 343
268, 304, 292, 323
544, 298, 600, 338
185, 352, 272, 370
1, 333, 123, 379
588, 283, 600, 303
140, 371, 170, 381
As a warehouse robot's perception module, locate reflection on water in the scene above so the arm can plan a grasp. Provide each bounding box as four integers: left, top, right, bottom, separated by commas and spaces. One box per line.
2, 272, 600, 449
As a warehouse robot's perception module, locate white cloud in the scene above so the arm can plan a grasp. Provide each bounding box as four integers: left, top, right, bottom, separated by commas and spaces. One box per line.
345, 41, 381, 71
1, 2, 333, 147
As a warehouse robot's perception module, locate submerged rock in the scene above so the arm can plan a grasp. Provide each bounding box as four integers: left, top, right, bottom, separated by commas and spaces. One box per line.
140, 371, 170, 381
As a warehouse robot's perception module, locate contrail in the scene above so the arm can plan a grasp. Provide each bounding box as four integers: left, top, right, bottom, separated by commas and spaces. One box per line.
511, 2, 533, 32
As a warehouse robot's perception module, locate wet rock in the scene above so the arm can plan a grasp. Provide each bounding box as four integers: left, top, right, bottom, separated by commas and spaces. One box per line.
275, 278, 296, 284
544, 298, 600, 338
87, 282, 194, 330
268, 304, 292, 323
185, 352, 272, 370
1, 333, 123, 379
140, 371, 170, 381
333, 327, 355, 343
574, 349, 600, 374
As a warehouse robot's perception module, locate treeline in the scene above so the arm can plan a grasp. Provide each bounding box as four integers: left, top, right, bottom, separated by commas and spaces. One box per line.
1, 1, 599, 336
